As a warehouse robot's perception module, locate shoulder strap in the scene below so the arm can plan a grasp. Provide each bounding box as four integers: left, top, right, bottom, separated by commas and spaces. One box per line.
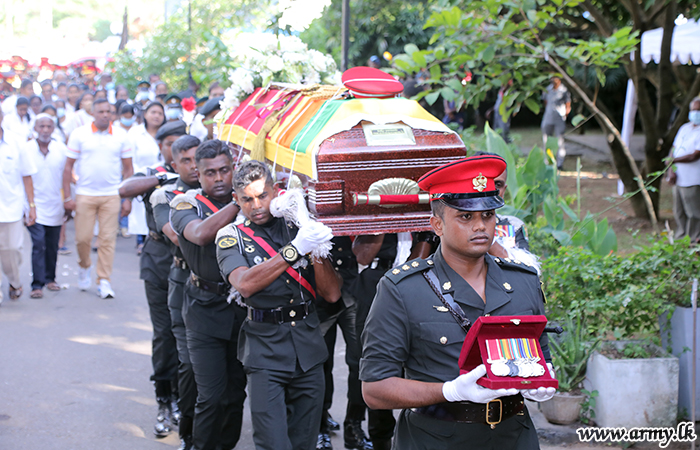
237, 223, 316, 299
195, 194, 220, 213
423, 268, 471, 333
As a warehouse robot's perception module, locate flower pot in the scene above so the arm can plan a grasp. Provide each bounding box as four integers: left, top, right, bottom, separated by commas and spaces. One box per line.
660, 306, 700, 419
584, 341, 679, 428
539, 392, 585, 424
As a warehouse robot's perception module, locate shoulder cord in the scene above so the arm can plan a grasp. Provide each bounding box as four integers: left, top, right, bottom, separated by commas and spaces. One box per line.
422, 269, 471, 333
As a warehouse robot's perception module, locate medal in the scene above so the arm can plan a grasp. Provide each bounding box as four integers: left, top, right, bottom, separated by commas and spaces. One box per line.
485, 337, 542, 378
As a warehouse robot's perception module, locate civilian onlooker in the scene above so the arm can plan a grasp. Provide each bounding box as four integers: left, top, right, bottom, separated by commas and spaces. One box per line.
56, 82, 68, 102
63, 99, 134, 299
40, 104, 67, 143
541, 76, 571, 169
66, 83, 81, 116
208, 82, 224, 98
114, 102, 136, 133
29, 95, 42, 119
154, 82, 168, 102
25, 115, 67, 299
667, 96, 700, 243
54, 99, 68, 129
64, 92, 94, 137
0, 108, 37, 303
4, 97, 32, 141
126, 101, 165, 252
53, 71, 68, 84
115, 85, 130, 102
2, 78, 34, 116
94, 89, 107, 101
40, 80, 57, 104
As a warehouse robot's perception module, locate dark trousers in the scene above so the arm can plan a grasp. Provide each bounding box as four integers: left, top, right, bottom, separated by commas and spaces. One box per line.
320, 299, 364, 429
247, 363, 325, 450
145, 280, 179, 383
169, 275, 197, 441
27, 224, 61, 290
187, 327, 247, 450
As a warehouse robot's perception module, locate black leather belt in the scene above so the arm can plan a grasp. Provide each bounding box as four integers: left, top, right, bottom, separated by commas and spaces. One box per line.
411, 394, 525, 428
148, 231, 163, 241
247, 302, 311, 324
173, 256, 188, 270
189, 273, 228, 296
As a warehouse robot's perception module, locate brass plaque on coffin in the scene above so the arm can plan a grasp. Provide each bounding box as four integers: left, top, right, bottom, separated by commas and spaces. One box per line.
362, 123, 416, 146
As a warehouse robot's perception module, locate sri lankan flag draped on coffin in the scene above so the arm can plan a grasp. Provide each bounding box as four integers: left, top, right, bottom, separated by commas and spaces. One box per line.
217, 85, 454, 179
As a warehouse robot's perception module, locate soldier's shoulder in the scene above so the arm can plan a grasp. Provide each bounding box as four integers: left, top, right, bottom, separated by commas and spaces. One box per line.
384, 257, 435, 285
216, 223, 240, 251
150, 183, 178, 207
170, 188, 201, 211
492, 255, 538, 276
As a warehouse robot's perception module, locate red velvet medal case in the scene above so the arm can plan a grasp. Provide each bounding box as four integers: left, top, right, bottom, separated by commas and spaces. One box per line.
458, 315, 559, 389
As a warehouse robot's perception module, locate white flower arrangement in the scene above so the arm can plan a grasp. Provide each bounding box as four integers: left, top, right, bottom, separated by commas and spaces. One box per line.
218, 33, 341, 121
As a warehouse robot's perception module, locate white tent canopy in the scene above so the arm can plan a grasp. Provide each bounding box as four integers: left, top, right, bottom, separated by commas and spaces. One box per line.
621, 20, 700, 148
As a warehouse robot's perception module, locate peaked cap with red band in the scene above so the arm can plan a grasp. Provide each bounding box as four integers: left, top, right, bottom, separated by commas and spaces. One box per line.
418, 155, 507, 211
342, 67, 404, 99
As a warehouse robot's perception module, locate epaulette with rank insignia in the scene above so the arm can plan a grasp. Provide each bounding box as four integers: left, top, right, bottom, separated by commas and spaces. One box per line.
492, 255, 538, 275
170, 188, 202, 211
150, 183, 178, 207
385, 258, 434, 285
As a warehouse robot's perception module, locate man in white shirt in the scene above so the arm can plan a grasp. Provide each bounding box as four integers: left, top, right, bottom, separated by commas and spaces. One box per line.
63, 99, 134, 299
0, 108, 37, 303
1, 78, 34, 116
541, 76, 571, 169
668, 97, 700, 243
25, 115, 68, 299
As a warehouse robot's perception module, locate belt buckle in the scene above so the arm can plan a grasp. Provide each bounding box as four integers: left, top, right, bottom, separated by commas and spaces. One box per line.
486, 399, 502, 429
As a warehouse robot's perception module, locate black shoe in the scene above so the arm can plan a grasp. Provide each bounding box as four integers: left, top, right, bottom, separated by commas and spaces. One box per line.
154, 399, 173, 438
327, 413, 340, 431
317, 432, 333, 450
178, 436, 194, 450
344, 421, 373, 450
171, 399, 181, 426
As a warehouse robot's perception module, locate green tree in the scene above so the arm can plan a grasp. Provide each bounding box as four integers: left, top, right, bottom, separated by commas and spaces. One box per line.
301, 0, 435, 68
393, 0, 700, 225
111, 0, 271, 95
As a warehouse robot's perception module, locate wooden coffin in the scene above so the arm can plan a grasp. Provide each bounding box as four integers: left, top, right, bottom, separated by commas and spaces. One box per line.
219, 86, 466, 235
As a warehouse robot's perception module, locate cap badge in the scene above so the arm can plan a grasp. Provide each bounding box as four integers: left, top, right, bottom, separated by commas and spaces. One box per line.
473, 173, 487, 192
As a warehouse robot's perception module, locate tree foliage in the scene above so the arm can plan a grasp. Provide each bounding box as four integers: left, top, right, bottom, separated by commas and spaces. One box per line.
301, 0, 435, 68
110, 0, 271, 94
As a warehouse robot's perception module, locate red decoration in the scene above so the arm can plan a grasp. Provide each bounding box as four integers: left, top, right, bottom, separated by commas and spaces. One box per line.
181, 97, 196, 112
341, 66, 404, 99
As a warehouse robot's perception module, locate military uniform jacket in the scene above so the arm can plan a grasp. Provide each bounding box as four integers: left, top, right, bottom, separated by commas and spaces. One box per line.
216, 217, 328, 373
137, 163, 177, 286
151, 179, 198, 308
359, 246, 550, 385
170, 190, 241, 340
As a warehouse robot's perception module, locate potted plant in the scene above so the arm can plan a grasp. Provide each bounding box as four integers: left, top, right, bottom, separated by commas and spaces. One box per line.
540, 316, 600, 425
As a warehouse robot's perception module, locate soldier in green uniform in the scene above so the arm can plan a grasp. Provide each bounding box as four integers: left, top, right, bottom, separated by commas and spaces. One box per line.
169, 140, 246, 450
360, 155, 555, 450
119, 119, 188, 437
151, 134, 201, 450
216, 160, 341, 450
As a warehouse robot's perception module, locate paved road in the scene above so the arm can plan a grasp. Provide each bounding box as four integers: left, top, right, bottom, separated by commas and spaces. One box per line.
0, 222, 618, 450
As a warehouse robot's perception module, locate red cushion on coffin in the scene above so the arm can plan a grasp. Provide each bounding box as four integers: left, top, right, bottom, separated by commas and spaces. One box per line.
342, 67, 404, 99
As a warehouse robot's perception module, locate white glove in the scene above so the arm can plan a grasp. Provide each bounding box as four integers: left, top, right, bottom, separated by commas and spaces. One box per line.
291, 222, 334, 255
442, 365, 519, 404
521, 363, 556, 402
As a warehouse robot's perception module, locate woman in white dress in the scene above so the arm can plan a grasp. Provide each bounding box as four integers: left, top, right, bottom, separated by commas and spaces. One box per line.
63, 92, 94, 137
126, 101, 165, 253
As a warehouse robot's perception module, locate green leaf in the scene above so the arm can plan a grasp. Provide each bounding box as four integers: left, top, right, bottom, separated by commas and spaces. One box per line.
523, 97, 540, 114
412, 51, 427, 67
572, 114, 586, 127
404, 44, 419, 56
425, 90, 440, 105
482, 44, 496, 63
